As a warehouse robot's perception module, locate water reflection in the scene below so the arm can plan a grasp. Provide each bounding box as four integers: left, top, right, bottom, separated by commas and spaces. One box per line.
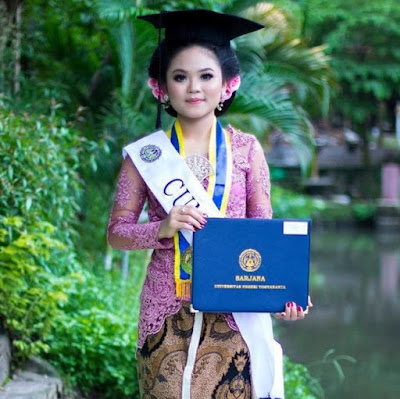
278, 228, 400, 399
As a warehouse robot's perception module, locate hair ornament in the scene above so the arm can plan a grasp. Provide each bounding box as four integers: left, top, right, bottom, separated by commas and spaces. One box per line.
148, 78, 167, 102
221, 75, 241, 101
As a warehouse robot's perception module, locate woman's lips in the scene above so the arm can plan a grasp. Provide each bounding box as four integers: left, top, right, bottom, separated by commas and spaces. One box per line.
186, 98, 204, 104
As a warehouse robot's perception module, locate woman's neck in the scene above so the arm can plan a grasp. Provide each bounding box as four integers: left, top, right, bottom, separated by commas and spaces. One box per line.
177, 115, 214, 141
177, 115, 215, 156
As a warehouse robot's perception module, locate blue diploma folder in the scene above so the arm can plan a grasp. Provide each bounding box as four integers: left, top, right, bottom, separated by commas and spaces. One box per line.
192, 218, 311, 313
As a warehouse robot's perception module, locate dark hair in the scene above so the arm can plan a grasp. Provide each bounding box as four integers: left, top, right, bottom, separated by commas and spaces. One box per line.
148, 40, 240, 116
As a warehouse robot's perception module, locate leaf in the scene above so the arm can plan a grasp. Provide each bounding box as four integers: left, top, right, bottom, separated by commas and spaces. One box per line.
26, 197, 32, 211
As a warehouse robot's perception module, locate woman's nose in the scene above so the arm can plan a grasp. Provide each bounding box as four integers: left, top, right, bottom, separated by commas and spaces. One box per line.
188, 79, 200, 92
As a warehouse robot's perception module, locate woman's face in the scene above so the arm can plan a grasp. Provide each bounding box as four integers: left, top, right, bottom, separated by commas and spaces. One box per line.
165, 45, 226, 123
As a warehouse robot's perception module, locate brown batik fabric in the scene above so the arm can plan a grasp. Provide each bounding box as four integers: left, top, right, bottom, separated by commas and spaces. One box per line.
137, 304, 254, 399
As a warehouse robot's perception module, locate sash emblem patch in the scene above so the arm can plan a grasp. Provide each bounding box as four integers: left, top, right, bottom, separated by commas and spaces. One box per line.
140, 144, 162, 162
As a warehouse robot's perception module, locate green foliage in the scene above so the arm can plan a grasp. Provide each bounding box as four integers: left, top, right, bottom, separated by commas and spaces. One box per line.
45, 265, 147, 398
0, 216, 82, 364
223, 2, 334, 173
352, 202, 377, 222
0, 102, 99, 243
303, 0, 400, 128
308, 349, 356, 394
0, 213, 149, 397
21, 0, 106, 113
284, 355, 323, 399
0, 2, 16, 96
271, 185, 326, 219
271, 185, 376, 225
311, 201, 353, 223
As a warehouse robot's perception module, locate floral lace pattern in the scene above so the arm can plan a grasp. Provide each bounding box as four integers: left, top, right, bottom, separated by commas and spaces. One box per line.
115, 169, 132, 207
107, 125, 272, 348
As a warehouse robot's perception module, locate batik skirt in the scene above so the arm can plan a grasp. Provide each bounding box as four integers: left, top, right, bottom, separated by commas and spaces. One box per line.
136, 304, 254, 399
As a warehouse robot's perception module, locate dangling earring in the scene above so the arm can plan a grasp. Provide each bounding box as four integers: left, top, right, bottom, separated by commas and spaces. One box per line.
163, 93, 170, 109
217, 89, 226, 111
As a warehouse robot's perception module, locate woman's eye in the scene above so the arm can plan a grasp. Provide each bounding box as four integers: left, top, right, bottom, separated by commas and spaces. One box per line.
201, 73, 213, 81
173, 74, 186, 82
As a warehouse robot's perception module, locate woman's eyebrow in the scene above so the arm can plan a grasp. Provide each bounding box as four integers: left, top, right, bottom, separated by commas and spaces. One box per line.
171, 67, 216, 74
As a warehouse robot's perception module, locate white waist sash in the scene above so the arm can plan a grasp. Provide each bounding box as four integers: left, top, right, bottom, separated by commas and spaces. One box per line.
123, 130, 284, 399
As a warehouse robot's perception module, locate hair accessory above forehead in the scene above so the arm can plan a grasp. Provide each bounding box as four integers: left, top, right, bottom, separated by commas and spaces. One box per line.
138, 9, 264, 46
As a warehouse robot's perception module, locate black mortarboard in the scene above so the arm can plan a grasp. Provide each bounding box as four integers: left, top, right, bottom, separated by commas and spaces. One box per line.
138, 9, 264, 46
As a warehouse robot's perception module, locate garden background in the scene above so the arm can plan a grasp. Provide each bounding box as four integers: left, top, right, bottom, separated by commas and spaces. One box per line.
1, 0, 400, 398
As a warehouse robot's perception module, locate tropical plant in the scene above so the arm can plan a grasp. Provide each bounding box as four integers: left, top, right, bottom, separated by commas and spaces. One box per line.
284, 355, 323, 398
0, 101, 100, 244
215, 2, 333, 173
45, 259, 148, 398
18, 0, 106, 114
0, 216, 82, 364
301, 0, 400, 148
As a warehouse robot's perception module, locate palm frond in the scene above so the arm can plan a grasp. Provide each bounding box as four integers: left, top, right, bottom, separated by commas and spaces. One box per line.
95, 0, 139, 22
111, 21, 134, 98
226, 83, 315, 173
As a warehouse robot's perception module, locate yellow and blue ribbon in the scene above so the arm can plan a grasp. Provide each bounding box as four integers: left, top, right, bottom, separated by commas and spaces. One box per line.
167, 118, 232, 300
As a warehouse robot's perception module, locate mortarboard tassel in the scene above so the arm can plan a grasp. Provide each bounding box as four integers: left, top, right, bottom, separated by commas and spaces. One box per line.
155, 12, 163, 130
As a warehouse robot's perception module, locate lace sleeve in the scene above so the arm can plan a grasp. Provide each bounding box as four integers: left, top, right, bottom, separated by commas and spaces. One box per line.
246, 137, 273, 219
107, 156, 173, 250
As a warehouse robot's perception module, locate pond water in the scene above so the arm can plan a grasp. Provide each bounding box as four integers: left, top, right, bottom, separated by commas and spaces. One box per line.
279, 227, 400, 399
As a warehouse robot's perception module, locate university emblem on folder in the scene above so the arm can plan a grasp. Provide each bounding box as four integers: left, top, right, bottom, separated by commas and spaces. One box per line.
140, 144, 162, 162
239, 249, 262, 272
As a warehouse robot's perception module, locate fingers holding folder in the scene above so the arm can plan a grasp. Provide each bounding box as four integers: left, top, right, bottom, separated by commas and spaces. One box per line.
274, 296, 313, 321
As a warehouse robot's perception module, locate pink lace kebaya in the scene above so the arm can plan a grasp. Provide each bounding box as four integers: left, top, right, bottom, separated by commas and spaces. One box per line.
107, 126, 273, 348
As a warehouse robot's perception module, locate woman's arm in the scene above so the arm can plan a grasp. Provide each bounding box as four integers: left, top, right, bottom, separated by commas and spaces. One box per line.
245, 137, 273, 219
107, 156, 173, 250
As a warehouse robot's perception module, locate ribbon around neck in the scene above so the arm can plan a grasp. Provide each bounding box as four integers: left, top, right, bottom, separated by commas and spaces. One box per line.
167, 117, 232, 299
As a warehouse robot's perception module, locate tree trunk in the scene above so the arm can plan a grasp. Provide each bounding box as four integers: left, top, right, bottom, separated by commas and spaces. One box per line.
377, 101, 385, 148
13, 1, 21, 94
396, 101, 400, 148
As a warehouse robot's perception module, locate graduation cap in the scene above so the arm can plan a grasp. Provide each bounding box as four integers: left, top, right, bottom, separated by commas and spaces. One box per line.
138, 9, 264, 46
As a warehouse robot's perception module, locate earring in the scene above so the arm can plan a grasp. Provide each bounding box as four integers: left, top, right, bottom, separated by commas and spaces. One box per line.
162, 93, 170, 109
216, 101, 224, 111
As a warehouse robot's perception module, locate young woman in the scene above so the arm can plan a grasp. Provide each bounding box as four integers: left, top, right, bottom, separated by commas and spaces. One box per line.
107, 10, 310, 399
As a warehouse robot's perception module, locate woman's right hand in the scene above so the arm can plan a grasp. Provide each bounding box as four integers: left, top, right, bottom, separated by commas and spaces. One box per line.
158, 205, 207, 239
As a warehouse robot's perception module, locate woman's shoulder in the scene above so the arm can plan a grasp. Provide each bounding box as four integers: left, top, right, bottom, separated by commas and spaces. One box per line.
226, 124, 259, 150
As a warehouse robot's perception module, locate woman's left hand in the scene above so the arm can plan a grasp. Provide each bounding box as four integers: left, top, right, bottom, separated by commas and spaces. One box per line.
274, 296, 313, 321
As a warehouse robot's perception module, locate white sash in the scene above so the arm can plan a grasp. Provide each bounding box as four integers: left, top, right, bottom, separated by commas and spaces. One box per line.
123, 130, 284, 399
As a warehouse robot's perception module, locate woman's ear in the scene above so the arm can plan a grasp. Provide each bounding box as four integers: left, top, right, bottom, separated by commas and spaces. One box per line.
220, 81, 228, 101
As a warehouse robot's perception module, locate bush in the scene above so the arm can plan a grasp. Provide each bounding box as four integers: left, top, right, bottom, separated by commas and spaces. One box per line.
45, 266, 147, 398
271, 185, 325, 219
0, 216, 82, 364
284, 355, 323, 398
0, 102, 99, 244
0, 214, 148, 397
